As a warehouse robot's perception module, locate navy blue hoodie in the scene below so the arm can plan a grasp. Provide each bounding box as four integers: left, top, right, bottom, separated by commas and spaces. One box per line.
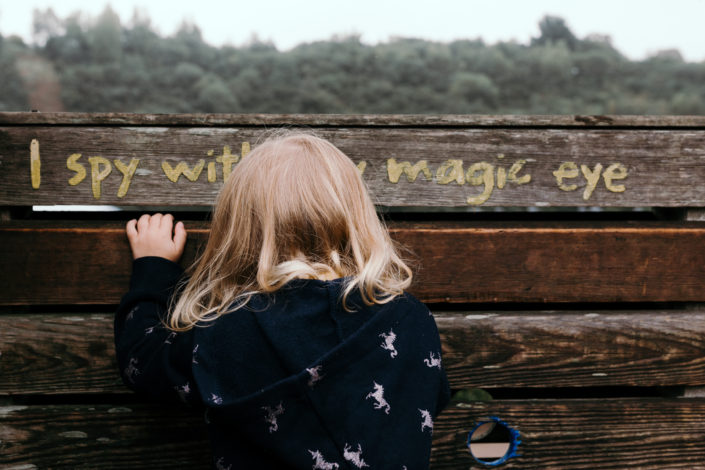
115, 256, 450, 469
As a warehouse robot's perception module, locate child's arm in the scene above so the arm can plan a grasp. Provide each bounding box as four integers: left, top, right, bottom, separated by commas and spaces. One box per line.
114, 214, 202, 407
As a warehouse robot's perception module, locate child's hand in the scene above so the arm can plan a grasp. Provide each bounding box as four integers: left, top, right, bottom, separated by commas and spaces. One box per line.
126, 213, 187, 262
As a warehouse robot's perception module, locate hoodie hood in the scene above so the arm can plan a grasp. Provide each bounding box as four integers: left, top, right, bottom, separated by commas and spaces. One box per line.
191, 277, 449, 469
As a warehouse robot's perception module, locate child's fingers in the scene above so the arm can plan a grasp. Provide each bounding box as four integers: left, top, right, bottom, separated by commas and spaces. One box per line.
126, 213, 185, 262
151, 213, 163, 228
173, 221, 187, 252
161, 213, 174, 232
126, 219, 138, 240
137, 214, 150, 232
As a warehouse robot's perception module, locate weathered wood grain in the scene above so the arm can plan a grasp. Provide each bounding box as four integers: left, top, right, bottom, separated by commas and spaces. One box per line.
437, 310, 705, 388
3, 112, 705, 127
3, 221, 705, 305
433, 398, 705, 469
3, 113, 703, 469
2, 399, 704, 469
1, 310, 704, 395
0, 403, 211, 468
1, 125, 705, 206
0, 314, 120, 395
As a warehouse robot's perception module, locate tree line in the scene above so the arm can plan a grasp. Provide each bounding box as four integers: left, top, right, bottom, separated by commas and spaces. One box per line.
1, 7, 704, 114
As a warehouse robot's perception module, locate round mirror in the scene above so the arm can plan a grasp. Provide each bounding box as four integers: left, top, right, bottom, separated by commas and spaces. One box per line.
467, 417, 520, 466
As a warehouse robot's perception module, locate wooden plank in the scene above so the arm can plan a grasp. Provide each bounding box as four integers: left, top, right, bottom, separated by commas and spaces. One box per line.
1, 126, 705, 207
3, 112, 705, 127
0, 314, 120, 395
433, 398, 705, 469
438, 310, 705, 388
2, 399, 704, 469
682, 209, 705, 399
3, 221, 705, 305
1, 310, 704, 395
0, 403, 211, 468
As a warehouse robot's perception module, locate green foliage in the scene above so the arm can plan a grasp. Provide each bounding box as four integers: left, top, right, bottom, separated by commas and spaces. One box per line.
0, 35, 30, 110
87, 6, 122, 63
449, 72, 499, 111
1, 11, 704, 115
533, 15, 578, 50
194, 74, 239, 112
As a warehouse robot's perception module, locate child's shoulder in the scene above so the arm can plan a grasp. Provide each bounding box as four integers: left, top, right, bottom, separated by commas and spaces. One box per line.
398, 290, 429, 308
384, 290, 432, 318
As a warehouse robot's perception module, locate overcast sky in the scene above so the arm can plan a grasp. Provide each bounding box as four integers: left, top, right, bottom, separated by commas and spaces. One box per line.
1, 0, 704, 61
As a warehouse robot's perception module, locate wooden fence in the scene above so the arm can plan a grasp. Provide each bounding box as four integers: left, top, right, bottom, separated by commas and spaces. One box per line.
2, 113, 705, 468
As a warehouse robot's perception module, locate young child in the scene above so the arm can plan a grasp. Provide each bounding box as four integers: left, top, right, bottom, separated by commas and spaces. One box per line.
115, 133, 450, 469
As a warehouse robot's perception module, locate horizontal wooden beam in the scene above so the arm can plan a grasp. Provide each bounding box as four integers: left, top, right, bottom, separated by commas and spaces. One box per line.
3, 112, 705, 127
3, 221, 705, 305
1, 125, 704, 207
1, 310, 703, 395
438, 310, 705, 388
0, 403, 211, 468
0, 313, 119, 395
433, 398, 705, 469
2, 399, 704, 469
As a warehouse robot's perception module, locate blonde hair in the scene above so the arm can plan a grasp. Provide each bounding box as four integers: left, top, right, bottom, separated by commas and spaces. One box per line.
168, 132, 412, 331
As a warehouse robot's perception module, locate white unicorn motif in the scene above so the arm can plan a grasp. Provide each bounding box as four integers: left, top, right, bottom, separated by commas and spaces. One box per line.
424, 351, 442, 369
419, 409, 434, 433
174, 382, 191, 402
343, 443, 369, 468
215, 456, 232, 470
379, 329, 398, 358
366, 381, 391, 414
309, 450, 339, 470
210, 393, 223, 405
123, 357, 140, 384
126, 307, 137, 321
192, 344, 199, 364
144, 326, 155, 335
306, 365, 323, 388
164, 332, 177, 344
262, 402, 285, 433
